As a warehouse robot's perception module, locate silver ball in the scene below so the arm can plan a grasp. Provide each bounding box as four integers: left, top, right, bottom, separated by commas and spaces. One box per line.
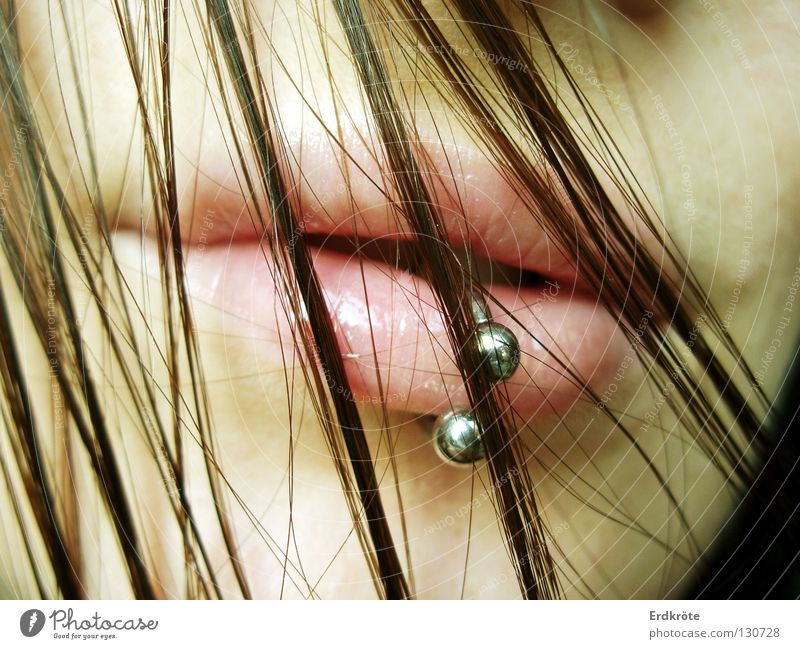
433, 409, 485, 464
474, 322, 521, 382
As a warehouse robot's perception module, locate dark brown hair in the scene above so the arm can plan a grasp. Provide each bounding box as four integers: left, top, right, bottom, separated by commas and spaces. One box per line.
0, 0, 787, 599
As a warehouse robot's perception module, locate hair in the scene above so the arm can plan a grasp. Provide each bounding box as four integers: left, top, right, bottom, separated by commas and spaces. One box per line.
0, 0, 797, 599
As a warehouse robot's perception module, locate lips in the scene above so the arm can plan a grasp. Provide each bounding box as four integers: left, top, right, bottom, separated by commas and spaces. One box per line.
177, 241, 621, 419
123, 136, 629, 423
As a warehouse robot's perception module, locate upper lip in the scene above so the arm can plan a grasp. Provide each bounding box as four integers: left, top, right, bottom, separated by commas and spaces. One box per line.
165, 128, 583, 291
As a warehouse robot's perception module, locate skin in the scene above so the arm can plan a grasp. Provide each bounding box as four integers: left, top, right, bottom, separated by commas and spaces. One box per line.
3, 0, 798, 598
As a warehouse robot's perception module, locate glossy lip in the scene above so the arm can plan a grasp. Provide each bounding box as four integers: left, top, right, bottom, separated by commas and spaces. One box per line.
120, 141, 628, 421
178, 238, 625, 420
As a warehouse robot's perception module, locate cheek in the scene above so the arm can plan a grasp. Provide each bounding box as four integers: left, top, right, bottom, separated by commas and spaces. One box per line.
18, 1, 141, 214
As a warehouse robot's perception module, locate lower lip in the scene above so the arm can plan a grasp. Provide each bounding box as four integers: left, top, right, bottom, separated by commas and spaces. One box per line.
136, 232, 625, 422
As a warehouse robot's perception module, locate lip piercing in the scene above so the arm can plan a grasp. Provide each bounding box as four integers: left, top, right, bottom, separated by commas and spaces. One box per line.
474, 322, 521, 382
433, 408, 486, 464
432, 293, 521, 465
471, 291, 521, 383
471, 291, 492, 325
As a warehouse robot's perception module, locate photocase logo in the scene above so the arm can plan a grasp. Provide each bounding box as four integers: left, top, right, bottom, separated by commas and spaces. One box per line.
20, 609, 45, 637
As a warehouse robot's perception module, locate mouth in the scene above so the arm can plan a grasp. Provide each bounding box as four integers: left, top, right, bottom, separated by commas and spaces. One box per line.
115, 136, 628, 422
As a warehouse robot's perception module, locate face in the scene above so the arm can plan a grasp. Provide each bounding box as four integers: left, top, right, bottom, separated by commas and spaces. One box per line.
11, 0, 799, 597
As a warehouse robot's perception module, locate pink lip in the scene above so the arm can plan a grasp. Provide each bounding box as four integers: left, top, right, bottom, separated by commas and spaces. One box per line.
179, 238, 625, 421
126, 140, 628, 421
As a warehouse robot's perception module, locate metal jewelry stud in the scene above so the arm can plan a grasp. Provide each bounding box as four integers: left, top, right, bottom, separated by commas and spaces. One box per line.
469, 292, 521, 382
474, 321, 521, 382
432, 409, 486, 465
429, 292, 520, 466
